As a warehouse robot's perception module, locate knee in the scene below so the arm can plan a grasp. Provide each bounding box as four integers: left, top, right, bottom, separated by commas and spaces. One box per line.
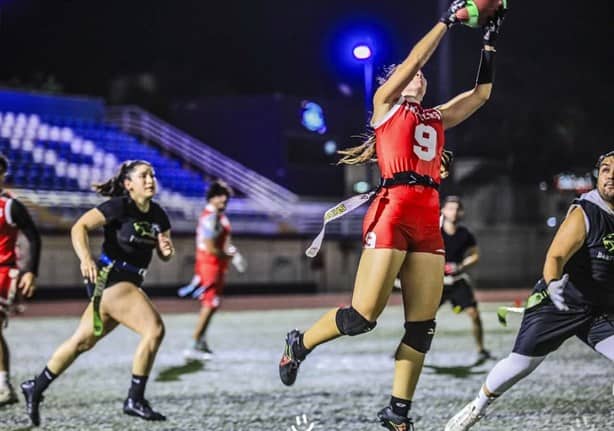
505, 352, 544, 377
402, 320, 436, 353
146, 321, 165, 345
335, 306, 376, 336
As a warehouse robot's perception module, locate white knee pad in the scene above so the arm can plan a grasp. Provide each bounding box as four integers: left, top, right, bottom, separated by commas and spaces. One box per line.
485, 352, 545, 395
595, 335, 614, 361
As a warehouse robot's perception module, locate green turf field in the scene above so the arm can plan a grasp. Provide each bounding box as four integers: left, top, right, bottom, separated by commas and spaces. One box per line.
1, 303, 611, 430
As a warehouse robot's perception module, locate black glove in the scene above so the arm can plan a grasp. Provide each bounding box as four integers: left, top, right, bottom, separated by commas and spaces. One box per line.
440, 149, 454, 179
440, 0, 467, 28
482, 7, 506, 49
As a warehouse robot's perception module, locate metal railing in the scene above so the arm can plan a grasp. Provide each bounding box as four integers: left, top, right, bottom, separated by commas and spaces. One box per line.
106, 106, 299, 217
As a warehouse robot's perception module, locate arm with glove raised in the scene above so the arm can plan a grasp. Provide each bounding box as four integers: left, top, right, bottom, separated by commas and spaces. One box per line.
437, 6, 506, 130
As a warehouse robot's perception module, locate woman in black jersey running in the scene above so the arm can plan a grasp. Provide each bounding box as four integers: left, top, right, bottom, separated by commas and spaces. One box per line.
21, 160, 175, 426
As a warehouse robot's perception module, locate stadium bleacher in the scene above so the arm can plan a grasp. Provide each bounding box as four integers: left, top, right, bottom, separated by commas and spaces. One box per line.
0, 111, 208, 197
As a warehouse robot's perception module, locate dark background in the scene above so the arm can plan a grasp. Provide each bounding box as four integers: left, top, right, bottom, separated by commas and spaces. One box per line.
0, 0, 611, 186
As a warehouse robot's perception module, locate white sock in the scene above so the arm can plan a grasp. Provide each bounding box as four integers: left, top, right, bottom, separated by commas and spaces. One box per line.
473, 387, 495, 413
0, 371, 8, 387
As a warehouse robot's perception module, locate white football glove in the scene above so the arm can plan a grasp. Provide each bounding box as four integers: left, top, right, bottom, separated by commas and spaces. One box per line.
232, 251, 247, 273
546, 274, 570, 311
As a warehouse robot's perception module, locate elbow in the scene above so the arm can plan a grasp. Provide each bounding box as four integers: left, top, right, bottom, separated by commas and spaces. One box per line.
475, 84, 492, 103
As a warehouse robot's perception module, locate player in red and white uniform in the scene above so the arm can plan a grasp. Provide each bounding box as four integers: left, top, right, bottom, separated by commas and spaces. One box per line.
0, 154, 41, 407
279, 3, 506, 429
181, 180, 244, 359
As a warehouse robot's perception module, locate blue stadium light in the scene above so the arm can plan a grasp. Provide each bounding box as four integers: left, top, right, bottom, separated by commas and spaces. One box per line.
353, 181, 370, 193
323, 140, 337, 155
352, 44, 372, 61
300, 101, 327, 135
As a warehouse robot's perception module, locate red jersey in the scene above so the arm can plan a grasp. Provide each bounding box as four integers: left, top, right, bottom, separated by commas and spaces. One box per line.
0, 194, 18, 267
373, 100, 445, 181
361, 101, 446, 253
195, 204, 231, 270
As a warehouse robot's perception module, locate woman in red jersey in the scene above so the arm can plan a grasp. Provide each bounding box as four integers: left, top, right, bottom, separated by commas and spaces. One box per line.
279, 2, 506, 430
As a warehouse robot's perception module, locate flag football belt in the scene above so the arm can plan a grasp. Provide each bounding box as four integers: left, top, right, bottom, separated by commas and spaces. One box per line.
99, 253, 147, 276
85, 261, 114, 337
305, 171, 439, 258
497, 290, 549, 326
380, 171, 439, 190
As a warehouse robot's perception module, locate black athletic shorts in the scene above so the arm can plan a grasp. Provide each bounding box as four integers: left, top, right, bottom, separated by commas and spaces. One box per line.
513, 279, 614, 357
440, 277, 477, 312
85, 266, 144, 298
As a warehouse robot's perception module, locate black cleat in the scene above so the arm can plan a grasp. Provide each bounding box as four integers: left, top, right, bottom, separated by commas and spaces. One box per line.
123, 397, 166, 421
377, 406, 414, 431
20, 379, 43, 427
279, 329, 303, 386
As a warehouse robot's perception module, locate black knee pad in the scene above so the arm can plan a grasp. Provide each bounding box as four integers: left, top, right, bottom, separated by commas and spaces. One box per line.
335, 306, 376, 336
402, 320, 436, 353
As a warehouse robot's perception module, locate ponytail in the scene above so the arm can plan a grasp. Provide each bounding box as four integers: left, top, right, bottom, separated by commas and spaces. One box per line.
93, 160, 151, 197
337, 134, 377, 166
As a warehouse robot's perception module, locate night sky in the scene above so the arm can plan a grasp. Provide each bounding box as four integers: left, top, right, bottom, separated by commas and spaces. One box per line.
0, 0, 612, 180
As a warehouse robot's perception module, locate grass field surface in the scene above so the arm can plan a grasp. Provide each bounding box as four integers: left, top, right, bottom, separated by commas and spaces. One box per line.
1, 303, 611, 430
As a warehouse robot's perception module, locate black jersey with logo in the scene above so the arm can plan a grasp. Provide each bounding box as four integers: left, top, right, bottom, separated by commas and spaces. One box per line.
564, 190, 614, 308
96, 196, 171, 268
442, 225, 477, 264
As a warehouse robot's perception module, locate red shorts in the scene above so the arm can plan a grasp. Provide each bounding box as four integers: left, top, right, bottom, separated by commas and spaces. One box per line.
195, 261, 226, 309
0, 267, 18, 299
362, 186, 444, 254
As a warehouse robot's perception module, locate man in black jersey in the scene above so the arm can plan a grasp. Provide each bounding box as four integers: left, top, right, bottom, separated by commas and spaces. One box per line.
0, 154, 41, 407
440, 196, 490, 362
446, 150, 614, 431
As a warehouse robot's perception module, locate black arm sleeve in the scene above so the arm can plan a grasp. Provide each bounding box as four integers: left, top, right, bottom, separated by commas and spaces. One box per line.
10, 199, 42, 275
475, 49, 496, 85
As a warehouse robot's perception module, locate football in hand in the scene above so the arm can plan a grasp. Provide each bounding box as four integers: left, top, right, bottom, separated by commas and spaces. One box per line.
455, 0, 506, 27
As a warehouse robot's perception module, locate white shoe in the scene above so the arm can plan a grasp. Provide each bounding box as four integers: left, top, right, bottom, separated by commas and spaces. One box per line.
445, 401, 484, 431
0, 384, 18, 407
183, 348, 212, 361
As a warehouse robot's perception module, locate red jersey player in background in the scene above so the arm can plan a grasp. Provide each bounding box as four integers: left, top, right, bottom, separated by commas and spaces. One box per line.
279, 2, 506, 429
0, 153, 41, 406
179, 180, 246, 359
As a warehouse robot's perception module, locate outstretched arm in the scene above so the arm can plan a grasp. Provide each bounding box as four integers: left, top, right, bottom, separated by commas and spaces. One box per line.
438, 8, 506, 130
372, 23, 447, 112
437, 61, 493, 130
371, 0, 470, 123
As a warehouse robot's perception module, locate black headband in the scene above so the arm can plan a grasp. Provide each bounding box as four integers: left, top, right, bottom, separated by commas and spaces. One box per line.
596, 151, 614, 168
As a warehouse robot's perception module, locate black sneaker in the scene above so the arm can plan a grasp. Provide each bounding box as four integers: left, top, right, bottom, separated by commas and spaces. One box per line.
279, 329, 303, 386
377, 406, 414, 431
123, 397, 166, 421
20, 379, 43, 426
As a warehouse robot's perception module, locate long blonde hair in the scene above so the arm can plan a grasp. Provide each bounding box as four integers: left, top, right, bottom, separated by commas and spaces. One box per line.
336, 133, 377, 166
